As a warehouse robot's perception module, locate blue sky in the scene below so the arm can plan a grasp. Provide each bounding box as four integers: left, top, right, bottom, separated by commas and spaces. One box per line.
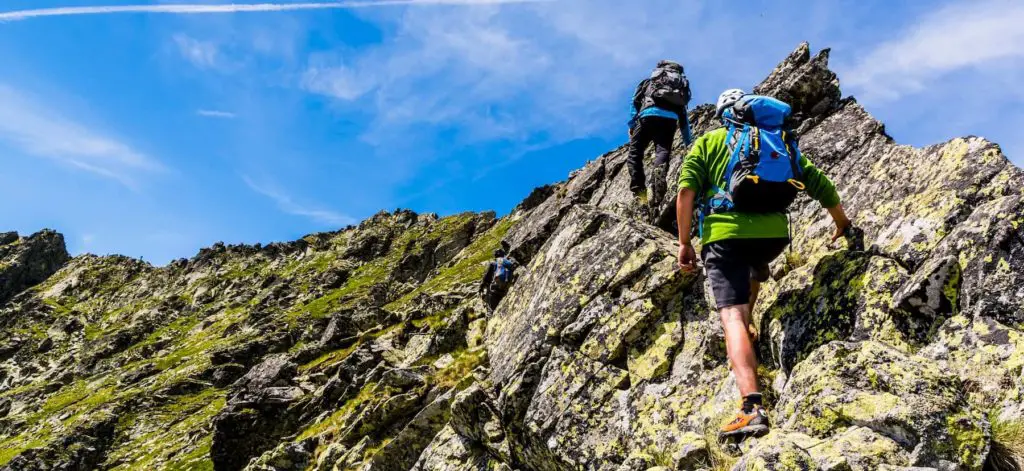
1, 0, 1022, 264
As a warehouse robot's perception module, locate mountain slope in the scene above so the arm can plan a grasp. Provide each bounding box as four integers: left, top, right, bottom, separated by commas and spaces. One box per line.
1, 43, 1023, 471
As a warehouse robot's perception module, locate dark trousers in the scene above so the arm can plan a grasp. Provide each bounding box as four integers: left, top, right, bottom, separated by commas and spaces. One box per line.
627, 116, 678, 192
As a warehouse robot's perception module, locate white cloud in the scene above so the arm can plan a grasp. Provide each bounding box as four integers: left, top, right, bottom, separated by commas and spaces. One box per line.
302, 62, 373, 101
242, 176, 354, 227
0, 0, 551, 22
301, 0, 713, 145
197, 109, 238, 119
0, 83, 163, 188
174, 34, 221, 69
843, 0, 1024, 102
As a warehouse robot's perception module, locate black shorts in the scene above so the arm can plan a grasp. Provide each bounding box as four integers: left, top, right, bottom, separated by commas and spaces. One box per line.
702, 238, 790, 309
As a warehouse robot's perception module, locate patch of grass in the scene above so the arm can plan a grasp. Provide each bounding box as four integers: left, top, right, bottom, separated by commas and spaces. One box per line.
700, 424, 739, 471
0, 437, 48, 466
308, 253, 335, 273
427, 348, 487, 391
131, 313, 201, 353
0, 378, 121, 466
290, 212, 498, 322
285, 260, 389, 324
757, 365, 780, 410
163, 437, 215, 471
360, 437, 394, 464
224, 263, 264, 280
42, 298, 73, 315
279, 252, 341, 280
39, 381, 92, 415
297, 382, 390, 441
987, 414, 1024, 471
151, 306, 249, 372
411, 308, 455, 330
84, 300, 155, 341
783, 250, 807, 272
106, 389, 226, 471
299, 324, 402, 374
299, 342, 360, 373
0, 382, 41, 399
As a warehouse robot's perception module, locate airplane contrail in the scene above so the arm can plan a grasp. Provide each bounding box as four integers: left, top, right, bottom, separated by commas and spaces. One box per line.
0, 0, 549, 22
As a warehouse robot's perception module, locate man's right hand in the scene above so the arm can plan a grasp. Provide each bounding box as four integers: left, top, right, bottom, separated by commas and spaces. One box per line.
678, 243, 698, 272
827, 204, 853, 243
831, 218, 852, 243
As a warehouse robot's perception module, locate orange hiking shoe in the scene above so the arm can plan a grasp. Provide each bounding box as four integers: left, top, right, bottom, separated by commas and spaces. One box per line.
719, 405, 770, 439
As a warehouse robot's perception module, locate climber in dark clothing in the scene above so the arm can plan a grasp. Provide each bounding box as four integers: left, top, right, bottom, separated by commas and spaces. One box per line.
627, 60, 694, 203
479, 246, 518, 310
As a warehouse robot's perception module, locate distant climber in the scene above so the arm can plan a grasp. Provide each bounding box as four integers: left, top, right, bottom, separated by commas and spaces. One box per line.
675, 89, 853, 440
479, 242, 518, 310
627, 60, 694, 205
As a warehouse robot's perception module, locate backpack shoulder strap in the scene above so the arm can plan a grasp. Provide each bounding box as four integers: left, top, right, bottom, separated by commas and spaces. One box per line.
723, 122, 750, 186
782, 130, 802, 179
701, 122, 747, 218
633, 79, 649, 112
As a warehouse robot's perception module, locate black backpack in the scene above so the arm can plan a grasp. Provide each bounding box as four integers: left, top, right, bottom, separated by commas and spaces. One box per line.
644, 62, 691, 110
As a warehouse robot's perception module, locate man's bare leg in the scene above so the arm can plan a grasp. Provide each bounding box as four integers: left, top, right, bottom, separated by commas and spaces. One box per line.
721, 303, 759, 397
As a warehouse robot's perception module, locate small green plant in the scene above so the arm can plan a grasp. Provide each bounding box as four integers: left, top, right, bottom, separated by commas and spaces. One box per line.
757, 365, 780, 410
783, 249, 806, 272
986, 414, 1024, 471
699, 419, 739, 471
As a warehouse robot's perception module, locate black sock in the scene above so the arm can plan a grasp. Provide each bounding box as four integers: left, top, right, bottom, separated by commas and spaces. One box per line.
742, 393, 763, 413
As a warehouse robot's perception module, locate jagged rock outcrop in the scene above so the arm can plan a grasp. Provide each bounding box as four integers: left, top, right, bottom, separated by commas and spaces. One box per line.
0, 230, 69, 305
1, 43, 1023, 471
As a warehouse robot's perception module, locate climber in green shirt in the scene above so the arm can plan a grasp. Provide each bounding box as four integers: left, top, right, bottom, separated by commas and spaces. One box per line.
675, 89, 852, 440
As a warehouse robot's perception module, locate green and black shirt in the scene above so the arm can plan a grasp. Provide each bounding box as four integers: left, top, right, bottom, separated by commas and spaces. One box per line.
678, 127, 841, 244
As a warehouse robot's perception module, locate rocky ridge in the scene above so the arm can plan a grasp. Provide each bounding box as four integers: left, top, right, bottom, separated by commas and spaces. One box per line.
0, 43, 1022, 471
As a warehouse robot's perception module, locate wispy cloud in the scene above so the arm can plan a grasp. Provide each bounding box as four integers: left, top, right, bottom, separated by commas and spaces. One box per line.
843, 0, 1024, 102
0, 83, 163, 188
0, 0, 551, 22
173, 34, 221, 69
301, 0, 715, 143
242, 175, 354, 227
197, 109, 238, 119
302, 62, 374, 101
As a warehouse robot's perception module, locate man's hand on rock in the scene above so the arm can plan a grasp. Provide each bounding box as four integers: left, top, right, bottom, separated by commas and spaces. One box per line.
678, 243, 698, 272
831, 218, 852, 243
827, 204, 853, 244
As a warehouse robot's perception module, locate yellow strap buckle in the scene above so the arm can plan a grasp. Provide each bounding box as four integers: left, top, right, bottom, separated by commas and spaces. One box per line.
788, 179, 806, 190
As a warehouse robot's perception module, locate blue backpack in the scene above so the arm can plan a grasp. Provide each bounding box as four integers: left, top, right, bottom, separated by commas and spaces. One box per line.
705, 95, 805, 216
493, 257, 514, 286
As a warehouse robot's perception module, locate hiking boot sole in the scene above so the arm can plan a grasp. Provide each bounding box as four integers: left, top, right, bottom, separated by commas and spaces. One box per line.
718, 424, 769, 440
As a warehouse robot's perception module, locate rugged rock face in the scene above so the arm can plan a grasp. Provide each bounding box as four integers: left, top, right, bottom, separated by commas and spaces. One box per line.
1, 43, 1023, 471
0, 230, 70, 305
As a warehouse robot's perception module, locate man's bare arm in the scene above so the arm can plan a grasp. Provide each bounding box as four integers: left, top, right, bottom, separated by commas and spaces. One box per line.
676, 188, 698, 271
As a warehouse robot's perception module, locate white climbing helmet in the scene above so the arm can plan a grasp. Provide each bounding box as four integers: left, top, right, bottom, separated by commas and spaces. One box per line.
716, 88, 746, 119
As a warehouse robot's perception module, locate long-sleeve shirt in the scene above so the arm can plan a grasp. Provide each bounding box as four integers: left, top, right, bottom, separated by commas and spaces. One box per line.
678, 127, 841, 244
630, 79, 693, 145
